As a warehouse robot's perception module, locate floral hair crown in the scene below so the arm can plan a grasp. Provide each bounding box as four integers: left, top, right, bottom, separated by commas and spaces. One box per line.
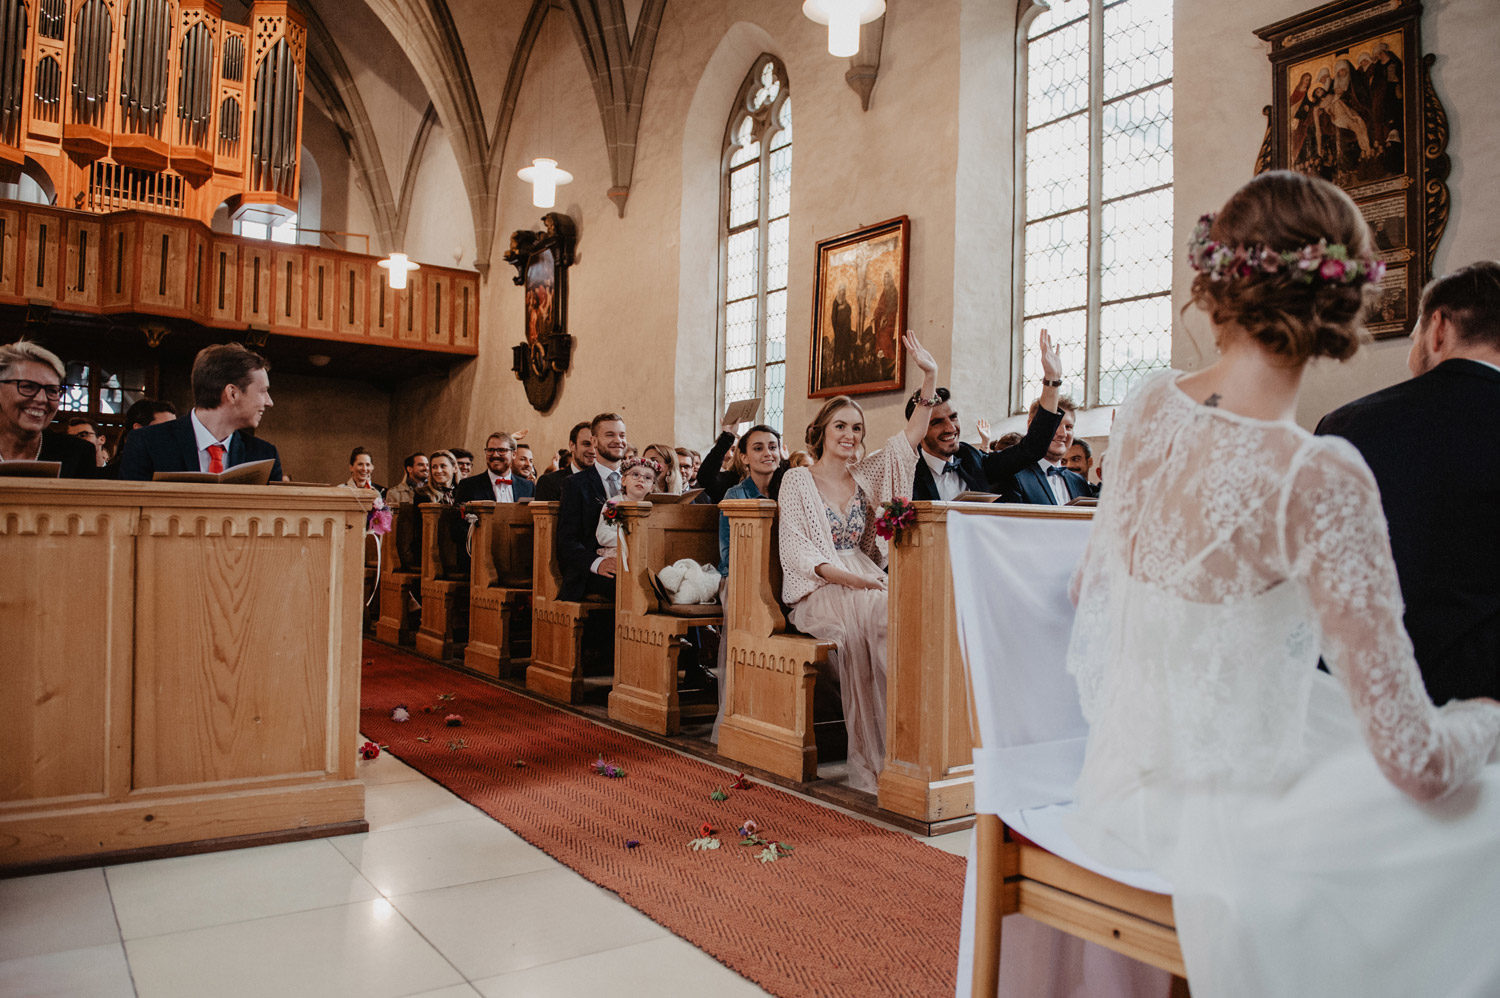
1187, 213, 1386, 287
619, 457, 662, 477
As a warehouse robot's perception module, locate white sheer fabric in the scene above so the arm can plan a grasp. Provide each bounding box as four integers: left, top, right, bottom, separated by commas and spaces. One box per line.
1066, 370, 1500, 995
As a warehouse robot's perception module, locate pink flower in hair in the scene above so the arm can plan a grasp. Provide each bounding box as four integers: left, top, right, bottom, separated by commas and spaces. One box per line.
1319, 258, 1348, 282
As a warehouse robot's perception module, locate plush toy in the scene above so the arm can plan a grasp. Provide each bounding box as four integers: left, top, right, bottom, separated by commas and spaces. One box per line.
657, 558, 721, 604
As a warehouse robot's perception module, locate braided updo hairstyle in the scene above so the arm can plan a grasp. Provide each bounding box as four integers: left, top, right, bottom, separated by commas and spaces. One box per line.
1190, 171, 1378, 364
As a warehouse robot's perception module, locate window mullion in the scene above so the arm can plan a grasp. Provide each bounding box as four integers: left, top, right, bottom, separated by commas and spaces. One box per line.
1084, 0, 1105, 408
754, 133, 772, 403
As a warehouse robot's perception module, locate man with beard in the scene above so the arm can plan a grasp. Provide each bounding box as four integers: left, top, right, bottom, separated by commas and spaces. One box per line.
556, 412, 628, 601
535, 421, 595, 501
1316, 261, 1500, 703
911, 330, 1066, 501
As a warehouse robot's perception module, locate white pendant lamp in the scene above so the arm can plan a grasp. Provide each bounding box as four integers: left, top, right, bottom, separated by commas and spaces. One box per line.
378, 252, 420, 290
802, 0, 885, 58
518, 157, 573, 209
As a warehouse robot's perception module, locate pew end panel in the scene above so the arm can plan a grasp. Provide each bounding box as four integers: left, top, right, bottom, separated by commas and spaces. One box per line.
607, 502, 724, 735
375, 502, 421, 646
414, 503, 469, 661
463, 501, 534, 679
716, 499, 833, 783
526, 501, 612, 703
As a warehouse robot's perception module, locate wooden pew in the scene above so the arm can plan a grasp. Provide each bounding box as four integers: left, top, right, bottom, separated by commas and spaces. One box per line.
374, 502, 421, 645
0, 478, 367, 873
526, 501, 613, 702
463, 500, 534, 678
716, 498, 835, 782
608, 501, 722, 735
879, 500, 977, 825
415, 502, 470, 661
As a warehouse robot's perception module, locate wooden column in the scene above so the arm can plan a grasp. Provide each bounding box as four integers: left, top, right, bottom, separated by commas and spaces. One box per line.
463, 501, 533, 679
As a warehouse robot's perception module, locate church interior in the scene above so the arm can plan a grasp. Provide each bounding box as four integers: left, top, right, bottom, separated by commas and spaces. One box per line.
3, 0, 1497, 994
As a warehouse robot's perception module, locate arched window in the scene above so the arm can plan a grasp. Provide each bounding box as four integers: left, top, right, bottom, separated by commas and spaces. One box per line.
1015, 0, 1172, 412
720, 55, 791, 434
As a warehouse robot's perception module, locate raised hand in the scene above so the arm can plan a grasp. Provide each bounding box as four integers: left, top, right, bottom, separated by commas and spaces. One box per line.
1039, 328, 1063, 382
904, 329, 937, 376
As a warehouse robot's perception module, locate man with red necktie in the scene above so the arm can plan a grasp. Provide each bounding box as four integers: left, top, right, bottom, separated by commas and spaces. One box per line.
119, 343, 284, 482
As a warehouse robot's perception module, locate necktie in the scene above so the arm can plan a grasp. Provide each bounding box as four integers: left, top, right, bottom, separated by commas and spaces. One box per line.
495, 477, 512, 485
942, 459, 961, 475
494, 477, 511, 500
207, 443, 226, 474
607, 470, 621, 498
1045, 466, 1065, 477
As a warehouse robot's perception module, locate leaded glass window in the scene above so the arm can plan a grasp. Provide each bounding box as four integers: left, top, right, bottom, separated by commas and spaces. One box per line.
720, 55, 791, 435
1016, 0, 1172, 412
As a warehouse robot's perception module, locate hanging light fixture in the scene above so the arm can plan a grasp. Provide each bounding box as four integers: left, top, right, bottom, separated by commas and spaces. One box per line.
518, 11, 573, 209
802, 0, 885, 58
378, 252, 420, 290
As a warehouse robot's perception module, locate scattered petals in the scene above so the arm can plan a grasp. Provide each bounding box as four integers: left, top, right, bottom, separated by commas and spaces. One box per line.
445, 713, 463, 727
422, 705, 435, 713
697, 821, 717, 838
709, 787, 728, 802
447, 738, 467, 751
738, 819, 759, 838
358, 740, 380, 760
625, 839, 641, 849
592, 758, 627, 778
513, 759, 528, 768
689, 837, 721, 851
757, 841, 794, 863
730, 773, 752, 790
417, 735, 431, 743
437, 692, 456, 701
391, 705, 410, 722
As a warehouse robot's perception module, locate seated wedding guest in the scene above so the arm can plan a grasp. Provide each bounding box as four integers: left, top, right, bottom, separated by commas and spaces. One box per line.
557, 412, 628, 600
1064, 438, 1093, 481
778, 331, 935, 794
66, 417, 108, 467
911, 330, 1064, 501
788, 449, 812, 469
418, 449, 458, 504
120, 342, 283, 481
384, 453, 429, 506
535, 421, 595, 501
994, 396, 1090, 504
1066, 171, 1500, 997
594, 456, 659, 562
1317, 260, 1500, 704
641, 443, 681, 493
696, 415, 746, 502
450, 448, 474, 478
989, 431, 1022, 452
103, 398, 177, 478
675, 447, 698, 487
717, 425, 784, 577
0, 341, 98, 477
512, 442, 537, 482
343, 446, 384, 495
454, 432, 534, 503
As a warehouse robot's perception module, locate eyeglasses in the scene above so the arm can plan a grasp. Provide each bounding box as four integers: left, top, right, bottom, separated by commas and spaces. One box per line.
0, 379, 64, 401
484, 447, 512, 455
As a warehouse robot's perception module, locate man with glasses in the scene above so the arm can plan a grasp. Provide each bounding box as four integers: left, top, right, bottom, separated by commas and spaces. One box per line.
454, 432, 535, 504
0, 340, 99, 478
66, 417, 109, 467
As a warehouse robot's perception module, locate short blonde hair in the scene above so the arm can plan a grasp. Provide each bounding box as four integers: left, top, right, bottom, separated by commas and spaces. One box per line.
0, 340, 65, 381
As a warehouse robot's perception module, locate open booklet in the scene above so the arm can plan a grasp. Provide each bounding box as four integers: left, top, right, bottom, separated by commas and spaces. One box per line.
645, 488, 704, 504
722, 398, 762, 427
153, 459, 276, 486
953, 490, 1001, 502
0, 461, 63, 478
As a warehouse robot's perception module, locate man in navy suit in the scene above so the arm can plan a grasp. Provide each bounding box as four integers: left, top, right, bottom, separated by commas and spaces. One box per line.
1316, 261, 1500, 703
994, 395, 1092, 505
119, 343, 283, 481
912, 329, 1067, 501
556, 412, 627, 601
533, 421, 594, 501
453, 432, 535, 504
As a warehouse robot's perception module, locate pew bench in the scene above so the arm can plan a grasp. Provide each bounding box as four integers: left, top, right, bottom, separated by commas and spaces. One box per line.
463, 501, 534, 679
527, 501, 613, 703
375, 502, 421, 646
607, 501, 722, 735
415, 503, 470, 661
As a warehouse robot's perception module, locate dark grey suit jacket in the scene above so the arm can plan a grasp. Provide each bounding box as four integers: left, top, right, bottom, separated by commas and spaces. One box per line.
118, 415, 283, 482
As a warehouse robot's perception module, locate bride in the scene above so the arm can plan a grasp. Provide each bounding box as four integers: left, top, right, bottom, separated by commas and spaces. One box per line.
1065, 171, 1500, 996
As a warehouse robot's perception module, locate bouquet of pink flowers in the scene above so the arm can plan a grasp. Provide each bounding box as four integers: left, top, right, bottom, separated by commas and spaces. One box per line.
366, 494, 392, 535
874, 496, 917, 541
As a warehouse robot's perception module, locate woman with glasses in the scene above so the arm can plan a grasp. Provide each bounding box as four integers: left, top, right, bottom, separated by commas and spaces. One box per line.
0, 341, 99, 478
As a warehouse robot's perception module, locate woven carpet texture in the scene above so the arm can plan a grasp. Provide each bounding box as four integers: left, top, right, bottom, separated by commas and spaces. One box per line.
358, 641, 965, 998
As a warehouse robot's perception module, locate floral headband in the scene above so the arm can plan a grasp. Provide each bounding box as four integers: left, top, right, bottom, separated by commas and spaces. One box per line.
1187, 213, 1386, 287
619, 457, 662, 477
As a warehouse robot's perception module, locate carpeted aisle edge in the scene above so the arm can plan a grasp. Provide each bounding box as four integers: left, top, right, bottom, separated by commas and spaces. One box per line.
358, 640, 964, 998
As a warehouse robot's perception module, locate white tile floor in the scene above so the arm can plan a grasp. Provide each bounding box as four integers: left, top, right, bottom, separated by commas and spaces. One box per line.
0, 743, 971, 997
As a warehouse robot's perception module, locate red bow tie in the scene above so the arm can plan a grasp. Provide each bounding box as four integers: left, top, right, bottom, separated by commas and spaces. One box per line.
495, 477, 512, 485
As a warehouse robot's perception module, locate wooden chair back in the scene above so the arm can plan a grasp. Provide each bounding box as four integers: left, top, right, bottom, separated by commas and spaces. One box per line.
418, 504, 468, 585
390, 502, 421, 573
529, 501, 565, 600
466, 501, 534, 590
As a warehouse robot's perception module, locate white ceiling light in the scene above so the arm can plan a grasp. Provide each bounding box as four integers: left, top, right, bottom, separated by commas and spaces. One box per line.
518, 157, 573, 209
378, 252, 420, 290
802, 0, 885, 58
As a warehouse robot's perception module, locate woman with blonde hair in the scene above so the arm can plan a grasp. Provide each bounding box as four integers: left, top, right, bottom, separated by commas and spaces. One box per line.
1066, 170, 1500, 995
641, 443, 681, 493
777, 331, 937, 793
417, 449, 457, 505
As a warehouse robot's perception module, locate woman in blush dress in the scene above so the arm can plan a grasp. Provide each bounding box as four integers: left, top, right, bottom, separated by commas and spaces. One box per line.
777, 331, 936, 793
1065, 171, 1500, 996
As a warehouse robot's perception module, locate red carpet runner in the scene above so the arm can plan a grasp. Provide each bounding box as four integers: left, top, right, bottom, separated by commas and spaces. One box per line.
359, 641, 965, 998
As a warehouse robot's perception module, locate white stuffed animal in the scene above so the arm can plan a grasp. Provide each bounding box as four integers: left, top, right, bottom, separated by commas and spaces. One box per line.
657, 558, 721, 604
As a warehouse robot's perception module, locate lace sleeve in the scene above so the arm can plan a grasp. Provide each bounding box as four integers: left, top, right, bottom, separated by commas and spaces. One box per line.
1281, 438, 1500, 801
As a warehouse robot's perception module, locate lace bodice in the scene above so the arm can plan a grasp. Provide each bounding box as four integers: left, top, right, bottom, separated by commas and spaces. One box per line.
1068, 371, 1500, 802
825, 489, 869, 551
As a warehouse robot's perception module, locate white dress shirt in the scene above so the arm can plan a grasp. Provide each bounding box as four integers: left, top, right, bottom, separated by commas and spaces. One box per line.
190, 409, 234, 473
487, 468, 514, 502
1037, 458, 1070, 505
589, 460, 622, 575
921, 447, 965, 501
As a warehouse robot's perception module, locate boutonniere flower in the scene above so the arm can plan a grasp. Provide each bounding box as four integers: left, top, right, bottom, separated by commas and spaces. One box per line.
875, 497, 917, 541
601, 499, 621, 522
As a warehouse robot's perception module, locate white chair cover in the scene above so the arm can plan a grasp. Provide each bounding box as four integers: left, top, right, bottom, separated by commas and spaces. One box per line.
947, 509, 1171, 997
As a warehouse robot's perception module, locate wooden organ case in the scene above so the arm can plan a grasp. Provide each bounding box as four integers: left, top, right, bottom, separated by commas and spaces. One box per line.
0, 0, 305, 228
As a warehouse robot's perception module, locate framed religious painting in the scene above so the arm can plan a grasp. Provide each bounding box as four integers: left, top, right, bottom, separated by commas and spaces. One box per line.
809, 215, 909, 398
504, 212, 577, 411
1254, 0, 1448, 340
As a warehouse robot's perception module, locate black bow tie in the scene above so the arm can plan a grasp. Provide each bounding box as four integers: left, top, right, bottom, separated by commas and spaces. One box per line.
1045, 466, 1065, 478
942, 459, 961, 475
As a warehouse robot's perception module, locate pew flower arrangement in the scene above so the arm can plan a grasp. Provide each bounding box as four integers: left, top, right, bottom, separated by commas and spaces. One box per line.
875, 496, 917, 541
366, 493, 392, 536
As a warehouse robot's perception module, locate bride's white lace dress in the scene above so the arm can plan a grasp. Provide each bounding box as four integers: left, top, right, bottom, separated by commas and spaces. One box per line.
1066, 371, 1500, 997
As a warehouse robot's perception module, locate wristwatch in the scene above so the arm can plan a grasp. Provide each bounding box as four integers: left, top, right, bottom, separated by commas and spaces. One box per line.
1041, 378, 1063, 388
